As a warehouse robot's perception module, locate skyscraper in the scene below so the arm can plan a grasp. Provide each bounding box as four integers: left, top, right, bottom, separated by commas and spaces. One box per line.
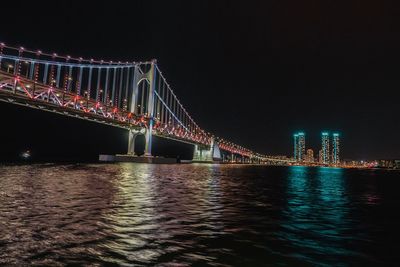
321, 132, 330, 164
332, 133, 340, 165
293, 133, 299, 161
293, 132, 305, 162
298, 132, 305, 161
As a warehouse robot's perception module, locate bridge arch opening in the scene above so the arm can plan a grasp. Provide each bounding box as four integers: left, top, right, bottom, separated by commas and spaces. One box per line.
135, 79, 150, 115
133, 134, 146, 156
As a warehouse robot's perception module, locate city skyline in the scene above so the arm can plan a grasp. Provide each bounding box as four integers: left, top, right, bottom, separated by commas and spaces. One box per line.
293, 131, 341, 165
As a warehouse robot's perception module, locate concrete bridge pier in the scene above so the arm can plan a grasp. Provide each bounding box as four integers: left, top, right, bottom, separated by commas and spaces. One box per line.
127, 128, 145, 155
193, 138, 221, 163
193, 144, 214, 162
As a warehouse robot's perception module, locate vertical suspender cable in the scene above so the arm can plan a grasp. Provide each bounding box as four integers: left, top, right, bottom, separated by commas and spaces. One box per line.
156, 72, 161, 119
104, 67, 110, 104
124, 66, 130, 110
160, 81, 165, 124
140, 79, 145, 115
67, 66, 73, 92
118, 66, 124, 108
87, 66, 93, 100
49, 54, 56, 87
29, 60, 35, 80
111, 67, 117, 106
96, 66, 102, 102
77, 66, 83, 96
56, 64, 61, 88
43, 64, 49, 84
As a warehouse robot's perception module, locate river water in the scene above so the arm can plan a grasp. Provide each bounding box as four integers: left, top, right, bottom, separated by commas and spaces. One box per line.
0, 164, 399, 266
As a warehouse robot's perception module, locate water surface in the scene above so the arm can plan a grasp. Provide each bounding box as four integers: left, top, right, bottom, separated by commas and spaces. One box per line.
0, 164, 399, 266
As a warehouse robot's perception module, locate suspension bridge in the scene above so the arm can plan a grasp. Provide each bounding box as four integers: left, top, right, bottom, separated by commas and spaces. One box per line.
0, 42, 291, 164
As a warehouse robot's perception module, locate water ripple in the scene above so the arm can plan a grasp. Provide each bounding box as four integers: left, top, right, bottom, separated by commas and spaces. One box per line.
0, 164, 399, 266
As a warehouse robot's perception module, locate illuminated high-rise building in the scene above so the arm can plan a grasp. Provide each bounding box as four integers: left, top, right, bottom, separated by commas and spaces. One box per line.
321, 132, 330, 164
293, 133, 299, 161
298, 132, 305, 161
332, 133, 340, 165
293, 132, 305, 162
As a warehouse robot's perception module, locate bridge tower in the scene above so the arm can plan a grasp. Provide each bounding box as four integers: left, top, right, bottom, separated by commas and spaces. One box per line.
128, 60, 157, 157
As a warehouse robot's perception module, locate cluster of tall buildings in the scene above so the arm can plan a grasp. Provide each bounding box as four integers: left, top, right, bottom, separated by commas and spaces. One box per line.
293, 132, 340, 165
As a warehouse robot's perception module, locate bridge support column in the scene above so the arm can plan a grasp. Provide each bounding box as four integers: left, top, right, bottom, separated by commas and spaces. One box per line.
144, 126, 153, 157
129, 60, 157, 157
193, 138, 221, 162
144, 61, 157, 157
193, 144, 213, 162
128, 129, 142, 155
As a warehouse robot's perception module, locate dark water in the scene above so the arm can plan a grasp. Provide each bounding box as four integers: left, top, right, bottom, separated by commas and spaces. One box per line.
0, 164, 399, 266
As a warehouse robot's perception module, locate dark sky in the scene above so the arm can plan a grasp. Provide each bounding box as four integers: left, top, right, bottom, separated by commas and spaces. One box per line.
1, 0, 399, 159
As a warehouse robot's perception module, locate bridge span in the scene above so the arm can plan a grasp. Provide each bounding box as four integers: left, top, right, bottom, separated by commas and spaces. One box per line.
0, 42, 292, 164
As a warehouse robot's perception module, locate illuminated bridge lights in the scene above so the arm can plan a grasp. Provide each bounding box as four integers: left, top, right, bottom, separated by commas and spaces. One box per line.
0, 42, 280, 159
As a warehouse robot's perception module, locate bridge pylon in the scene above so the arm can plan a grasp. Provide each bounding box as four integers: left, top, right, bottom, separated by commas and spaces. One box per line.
129, 60, 157, 157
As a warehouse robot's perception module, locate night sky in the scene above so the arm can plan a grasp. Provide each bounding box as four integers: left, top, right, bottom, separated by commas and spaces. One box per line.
1, 1, 399, 160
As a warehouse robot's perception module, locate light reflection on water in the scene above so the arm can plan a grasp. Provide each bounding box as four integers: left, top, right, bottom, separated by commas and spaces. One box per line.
0, 164, 399, 266
282, 167, 352, 265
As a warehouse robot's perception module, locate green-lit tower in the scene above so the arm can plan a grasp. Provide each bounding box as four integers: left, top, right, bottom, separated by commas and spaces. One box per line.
332, 133, 340, 165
